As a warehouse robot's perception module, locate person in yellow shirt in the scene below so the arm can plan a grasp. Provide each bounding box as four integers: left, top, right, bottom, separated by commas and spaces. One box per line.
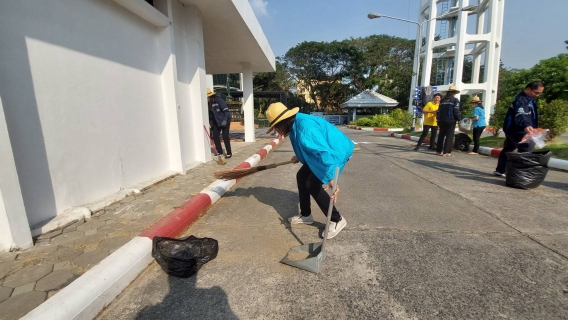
414, 93, 441, 151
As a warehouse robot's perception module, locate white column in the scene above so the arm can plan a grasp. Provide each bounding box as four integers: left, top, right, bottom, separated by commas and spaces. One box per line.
158, 0, 183, 173
452, 0, 470, 89
206, 75, 214, 92
484, 0, 501, 118
242, 62, 255, 142
471, 8, 485, 84
420, 0, 438, 87
0, 97, 33, 251
353, 108, 357, 121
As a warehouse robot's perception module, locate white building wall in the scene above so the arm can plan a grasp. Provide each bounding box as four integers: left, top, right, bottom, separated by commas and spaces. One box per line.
0, 0, 171, 226
170, 1, 210, 167
0, 0, 273, 247
0, 97, 33, 251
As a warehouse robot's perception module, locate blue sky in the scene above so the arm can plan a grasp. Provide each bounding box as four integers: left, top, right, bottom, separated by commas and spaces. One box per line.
249, 0, 568, 70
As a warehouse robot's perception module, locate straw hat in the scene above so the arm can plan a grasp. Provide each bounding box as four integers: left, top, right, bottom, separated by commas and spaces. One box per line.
206, 88, 216, 97
447, 85, 460, 93
469, 95, 483, 104
265, 102, 299, 134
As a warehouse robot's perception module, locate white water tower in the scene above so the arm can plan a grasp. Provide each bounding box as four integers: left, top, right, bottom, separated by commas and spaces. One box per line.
416, 0, 505, 120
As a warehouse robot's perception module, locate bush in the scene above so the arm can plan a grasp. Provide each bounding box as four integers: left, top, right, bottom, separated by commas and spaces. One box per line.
389, 109, 412, 128
459, 95, 474, 119
352, 110, 412, 128
539, 99, 568, 140
489, 99, 510, 137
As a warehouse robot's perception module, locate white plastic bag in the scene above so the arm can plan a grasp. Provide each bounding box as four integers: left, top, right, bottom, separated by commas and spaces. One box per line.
521, 129, 549, 149
458, 118, 472, 134
459, 118, 472, 131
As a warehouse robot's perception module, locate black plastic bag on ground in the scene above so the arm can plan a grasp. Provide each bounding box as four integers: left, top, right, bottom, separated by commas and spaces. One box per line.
152, 235, 219, 278
454, 133, 472, 151
505, 151, 551, 189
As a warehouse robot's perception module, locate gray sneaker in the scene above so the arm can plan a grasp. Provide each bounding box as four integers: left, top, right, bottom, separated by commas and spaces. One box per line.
493, 170, 506, 177
325, 217, 347, 239
288, 214, 314, 224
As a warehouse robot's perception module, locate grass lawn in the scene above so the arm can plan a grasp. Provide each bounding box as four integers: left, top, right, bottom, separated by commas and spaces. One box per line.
395, 133, 568, 160
479, 136, 568, 160
542, 142, 568, 160
479, 136, 504, 148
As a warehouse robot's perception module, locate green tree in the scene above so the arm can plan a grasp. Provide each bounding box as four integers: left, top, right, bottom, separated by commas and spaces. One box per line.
529, 54, 568, 102
489, 99, 509, 137
283, 40, 365, 111
539, 99, 568, 140
350, 35, 415, 107
253, 59, 296, 116
253, 59, 293, 92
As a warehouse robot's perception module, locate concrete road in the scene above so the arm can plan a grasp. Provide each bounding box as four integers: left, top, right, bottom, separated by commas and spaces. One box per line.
97, 128, 568, 320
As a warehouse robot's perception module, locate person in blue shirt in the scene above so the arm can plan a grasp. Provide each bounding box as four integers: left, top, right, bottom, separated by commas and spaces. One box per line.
494, 81, 544, 177
265, 102, 354, 239
468, 96, 486, 155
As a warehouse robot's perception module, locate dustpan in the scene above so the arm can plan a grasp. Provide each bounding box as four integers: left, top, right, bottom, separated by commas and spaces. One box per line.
280, 167, 340, 273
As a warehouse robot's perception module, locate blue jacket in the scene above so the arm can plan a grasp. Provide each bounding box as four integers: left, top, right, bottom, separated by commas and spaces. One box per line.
208, 96, 231, 127
289, 113, 354, 184
437, 96, 461, 123
472, 106, 486, 128
503, 91, 538, 134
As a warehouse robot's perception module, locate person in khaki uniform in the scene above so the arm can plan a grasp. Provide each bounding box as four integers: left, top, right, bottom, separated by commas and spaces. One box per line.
414, 93, 442, 151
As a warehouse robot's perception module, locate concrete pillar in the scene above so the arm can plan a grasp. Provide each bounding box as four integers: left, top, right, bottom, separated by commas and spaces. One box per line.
484, 0, 502, 118
206, 75, 214, 92
242, 62, 255, 142
420, 0, 437, 87
353, 108, 357, 121
471, 9, 485, 84
452, 0, 470, 90
0, 97, 33, 251
157, 0, 183, 173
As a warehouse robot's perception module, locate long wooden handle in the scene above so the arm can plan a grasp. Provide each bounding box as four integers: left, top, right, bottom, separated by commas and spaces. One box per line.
255, 160, 294, 172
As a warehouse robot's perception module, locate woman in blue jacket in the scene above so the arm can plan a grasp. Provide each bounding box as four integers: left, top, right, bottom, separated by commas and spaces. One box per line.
468, 96, 486, 155
266, 102, 354, 239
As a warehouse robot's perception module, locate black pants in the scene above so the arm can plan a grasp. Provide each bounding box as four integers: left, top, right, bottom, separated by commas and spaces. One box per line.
297, 164, 341, 223
436, 122, 456, 154
472, 126, 485, 153
417, 125, 437, 148
495, 132, 535, 173
211, 122, 231, 156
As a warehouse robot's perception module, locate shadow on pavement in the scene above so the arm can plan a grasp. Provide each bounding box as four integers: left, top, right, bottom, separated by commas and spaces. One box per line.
135, 274, 237, 320
540, 180, 568, 192
225, 187, 326, 245
408, 158, 568, 191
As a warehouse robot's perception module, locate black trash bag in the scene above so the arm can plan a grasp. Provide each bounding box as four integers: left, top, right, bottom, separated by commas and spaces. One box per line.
152, 235, 218, 278
505, 151, 552, 189
454, 133, 472, 151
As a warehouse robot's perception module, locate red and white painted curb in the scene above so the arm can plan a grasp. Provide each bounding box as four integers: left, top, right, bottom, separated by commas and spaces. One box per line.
346, 125, 404, 132
23, 137, 285, 320
390, 133, 568, 172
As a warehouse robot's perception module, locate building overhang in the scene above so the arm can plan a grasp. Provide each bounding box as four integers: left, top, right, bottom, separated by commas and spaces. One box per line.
182, 0, 275, 74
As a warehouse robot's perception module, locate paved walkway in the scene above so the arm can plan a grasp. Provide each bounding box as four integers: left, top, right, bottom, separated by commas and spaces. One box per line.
97, 127, 568, 319
0, 129, 274, 320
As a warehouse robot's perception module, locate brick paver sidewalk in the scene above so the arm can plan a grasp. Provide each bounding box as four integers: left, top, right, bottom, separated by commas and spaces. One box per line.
0, 129, 275, 320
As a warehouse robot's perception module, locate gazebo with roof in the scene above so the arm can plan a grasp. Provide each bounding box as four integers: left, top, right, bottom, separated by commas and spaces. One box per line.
340, 90, 399, 121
